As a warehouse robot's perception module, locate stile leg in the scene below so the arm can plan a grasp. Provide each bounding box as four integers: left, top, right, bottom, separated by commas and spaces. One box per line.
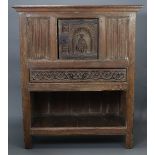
24, 133, 32, 149
22, 91, 32, 149
125, 132, 133, 149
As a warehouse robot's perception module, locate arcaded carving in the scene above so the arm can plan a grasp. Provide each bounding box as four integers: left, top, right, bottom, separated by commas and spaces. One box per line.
76, 34, 88, 53
30, 69, 126, 82
58, 19, 98, 59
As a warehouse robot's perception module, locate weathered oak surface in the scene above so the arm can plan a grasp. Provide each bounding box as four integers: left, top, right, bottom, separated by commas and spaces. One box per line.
13, 5, 143, 149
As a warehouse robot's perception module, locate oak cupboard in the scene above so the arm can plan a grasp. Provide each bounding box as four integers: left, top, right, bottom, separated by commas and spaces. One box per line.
13, 5, 143, 149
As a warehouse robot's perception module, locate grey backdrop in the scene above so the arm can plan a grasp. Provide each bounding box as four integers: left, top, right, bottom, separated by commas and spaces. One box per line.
9, 0, 147, 155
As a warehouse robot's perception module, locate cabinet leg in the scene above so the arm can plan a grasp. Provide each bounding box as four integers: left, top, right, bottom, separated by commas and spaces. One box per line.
24, 134, 32, 149
125, 133, 133, 149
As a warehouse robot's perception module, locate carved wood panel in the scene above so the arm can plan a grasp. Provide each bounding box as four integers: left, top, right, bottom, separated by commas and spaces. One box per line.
30, 69, 126, 82
26, 17, 50, 59
58, 19, 98, 60
106, 17, 129, 60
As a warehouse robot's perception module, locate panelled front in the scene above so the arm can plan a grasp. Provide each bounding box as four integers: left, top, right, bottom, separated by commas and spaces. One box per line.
25, 13, 130, 84
14, 5, 142, 148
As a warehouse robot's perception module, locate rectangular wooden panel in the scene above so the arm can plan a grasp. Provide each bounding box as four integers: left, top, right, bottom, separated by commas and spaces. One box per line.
58, 19, 98, 59
30, 69, 127, 82
28, 60, 129, 69
106, 16, 129, 60
28, 83, 128, 92
26, 17, 50, 59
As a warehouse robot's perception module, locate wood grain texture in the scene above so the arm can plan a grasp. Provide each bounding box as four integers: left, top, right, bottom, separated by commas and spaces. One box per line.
28, 60, 129, 68
19, 14, 32, 149
125, 13, 136, 149
31, 127, 127, 136
28, 82, 128, 91
13, 5, 143, 12
26, 17, 50, 59
99, 17, 106, 60
31, 91, 123, 115
50, 16, 57, 60
106, 16, 129, 60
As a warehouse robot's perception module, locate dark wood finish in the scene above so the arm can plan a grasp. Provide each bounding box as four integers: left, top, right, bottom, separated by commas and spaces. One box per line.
58, 19, 98, 59
31, 91, 125, 127
13, 5, 143, 149
13, 5, 143, 12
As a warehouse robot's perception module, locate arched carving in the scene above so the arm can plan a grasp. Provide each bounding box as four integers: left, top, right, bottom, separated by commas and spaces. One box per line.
71, 27, 92, 54
76, 34, 88, 53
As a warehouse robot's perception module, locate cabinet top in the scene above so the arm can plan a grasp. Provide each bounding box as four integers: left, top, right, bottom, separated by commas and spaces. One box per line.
13, 5, 143, 12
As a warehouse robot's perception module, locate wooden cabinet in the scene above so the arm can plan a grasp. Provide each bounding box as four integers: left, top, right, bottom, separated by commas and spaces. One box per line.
13, 5, 143, 149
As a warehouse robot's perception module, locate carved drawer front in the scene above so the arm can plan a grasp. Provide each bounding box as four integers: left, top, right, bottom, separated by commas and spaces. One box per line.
58, 19, 98, 60
30, 69, 127, 83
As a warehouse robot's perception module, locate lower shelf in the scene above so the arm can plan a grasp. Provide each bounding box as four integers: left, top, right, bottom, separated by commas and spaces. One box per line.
32, 114, 125, 128
30, 126, 127, 136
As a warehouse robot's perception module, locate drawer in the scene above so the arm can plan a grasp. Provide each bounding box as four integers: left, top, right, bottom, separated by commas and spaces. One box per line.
30, 69, 127, 83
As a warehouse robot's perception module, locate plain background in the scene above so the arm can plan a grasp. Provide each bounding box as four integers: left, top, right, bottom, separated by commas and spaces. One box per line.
8, 0, 147, 155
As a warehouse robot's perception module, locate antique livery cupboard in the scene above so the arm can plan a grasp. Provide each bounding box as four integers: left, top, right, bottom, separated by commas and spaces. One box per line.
13, 5, 142, 148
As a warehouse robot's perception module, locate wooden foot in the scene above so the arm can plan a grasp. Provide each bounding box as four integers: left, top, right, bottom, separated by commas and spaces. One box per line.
125, 133, 133, 149
24, 135, 32, 149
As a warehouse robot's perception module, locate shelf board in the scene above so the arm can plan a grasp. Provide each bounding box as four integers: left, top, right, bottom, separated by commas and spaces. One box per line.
31, 126, 127, 136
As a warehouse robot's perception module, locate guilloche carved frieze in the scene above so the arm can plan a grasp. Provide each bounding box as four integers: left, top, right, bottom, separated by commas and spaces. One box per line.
30, 69, 126, 82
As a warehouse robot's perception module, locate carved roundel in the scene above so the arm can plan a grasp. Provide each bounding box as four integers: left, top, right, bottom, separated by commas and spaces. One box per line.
58, 19, 98, 60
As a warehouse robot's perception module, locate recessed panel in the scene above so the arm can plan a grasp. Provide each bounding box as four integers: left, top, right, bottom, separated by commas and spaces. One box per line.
58, 19, 98, 60
26, 17, 50, 59
106, 17, 129, 60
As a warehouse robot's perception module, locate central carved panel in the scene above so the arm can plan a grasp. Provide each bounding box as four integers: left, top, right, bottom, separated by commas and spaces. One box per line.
58, 19, 98, 60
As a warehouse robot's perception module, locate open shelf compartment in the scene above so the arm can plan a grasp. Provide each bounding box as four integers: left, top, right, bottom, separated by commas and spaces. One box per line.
31, 91, 126, 128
